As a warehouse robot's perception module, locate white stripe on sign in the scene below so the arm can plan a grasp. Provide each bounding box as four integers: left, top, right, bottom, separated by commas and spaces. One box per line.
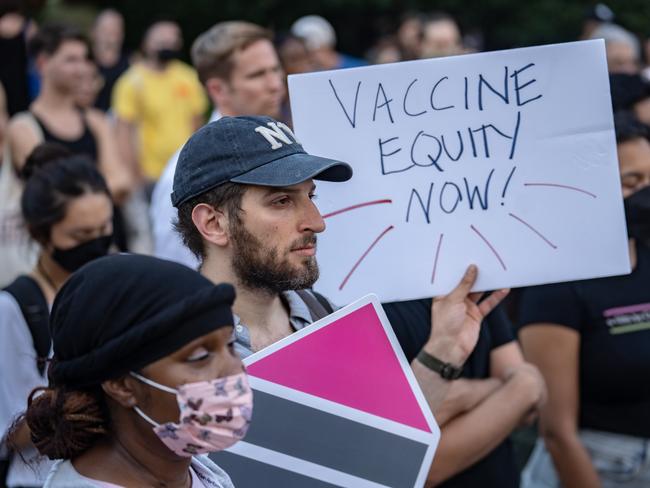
227, 441, 393, 488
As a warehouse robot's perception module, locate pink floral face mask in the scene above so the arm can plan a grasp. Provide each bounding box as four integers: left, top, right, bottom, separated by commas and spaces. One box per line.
130, 371, 253, 457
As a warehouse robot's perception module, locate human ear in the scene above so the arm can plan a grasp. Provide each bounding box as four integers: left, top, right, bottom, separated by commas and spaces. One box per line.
205, 77, 229, 108
191, 203, 229, 248
101, 376, 139, 409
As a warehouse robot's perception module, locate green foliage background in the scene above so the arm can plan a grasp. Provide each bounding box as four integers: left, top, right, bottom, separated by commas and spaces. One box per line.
45, 0, 650, 57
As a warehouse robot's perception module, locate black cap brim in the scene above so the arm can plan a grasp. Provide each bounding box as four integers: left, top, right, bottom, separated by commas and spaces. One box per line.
229, 153, 353, 187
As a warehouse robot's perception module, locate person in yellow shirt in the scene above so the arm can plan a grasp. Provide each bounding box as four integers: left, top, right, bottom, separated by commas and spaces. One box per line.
112, 20, 207, 186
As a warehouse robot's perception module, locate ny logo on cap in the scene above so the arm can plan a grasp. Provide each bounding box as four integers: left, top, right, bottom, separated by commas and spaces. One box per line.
254, 122, 299, 150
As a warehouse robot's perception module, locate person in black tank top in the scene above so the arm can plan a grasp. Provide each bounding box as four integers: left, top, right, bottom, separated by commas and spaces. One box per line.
5, 24, 133, 254
31, 109, 98, 162
31, 108, 129, 251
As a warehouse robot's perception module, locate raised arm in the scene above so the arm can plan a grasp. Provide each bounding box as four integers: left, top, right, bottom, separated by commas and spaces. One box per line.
411, 265, 509, 412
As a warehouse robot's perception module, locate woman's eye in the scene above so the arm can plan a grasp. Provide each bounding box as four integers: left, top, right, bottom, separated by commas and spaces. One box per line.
309, 193, 318, 201
186, 348, 210, 362
71, 232, 90, 241
622, 175, 641, 187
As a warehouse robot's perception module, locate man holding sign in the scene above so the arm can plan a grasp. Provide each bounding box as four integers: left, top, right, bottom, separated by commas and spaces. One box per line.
171, 114, 509, 412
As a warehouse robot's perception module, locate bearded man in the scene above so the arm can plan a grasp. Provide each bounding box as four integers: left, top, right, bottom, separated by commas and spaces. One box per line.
172, 115, 509, 412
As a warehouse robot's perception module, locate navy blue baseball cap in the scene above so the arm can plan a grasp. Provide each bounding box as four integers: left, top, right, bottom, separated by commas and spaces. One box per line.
171, 116, 353, 207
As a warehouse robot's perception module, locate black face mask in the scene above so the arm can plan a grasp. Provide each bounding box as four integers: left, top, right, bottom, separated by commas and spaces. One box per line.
624, 185, 650, 241
156, 48, 180, 63
52, 235, 113, 273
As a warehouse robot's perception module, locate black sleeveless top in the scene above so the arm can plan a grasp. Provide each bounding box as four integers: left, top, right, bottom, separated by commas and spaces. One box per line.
32, 110, 99, 163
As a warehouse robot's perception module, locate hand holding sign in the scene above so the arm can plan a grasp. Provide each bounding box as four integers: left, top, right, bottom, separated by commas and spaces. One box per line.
427, 265, 510, 366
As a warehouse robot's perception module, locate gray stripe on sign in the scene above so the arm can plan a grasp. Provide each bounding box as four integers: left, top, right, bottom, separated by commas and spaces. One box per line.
241, 388, 428, 487
212, 450, 341, 487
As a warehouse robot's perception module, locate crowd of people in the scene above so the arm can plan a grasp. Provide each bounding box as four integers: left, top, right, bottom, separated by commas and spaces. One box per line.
0, 2, 649, 487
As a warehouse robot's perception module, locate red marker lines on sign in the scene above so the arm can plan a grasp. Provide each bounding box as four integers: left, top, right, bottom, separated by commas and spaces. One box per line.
323, 199, 392, 219
524, 183, 597, 198
339, 225, 395, 290
508, 213, 558, 249
470, 224, 507, 271
431, 233, 444, 284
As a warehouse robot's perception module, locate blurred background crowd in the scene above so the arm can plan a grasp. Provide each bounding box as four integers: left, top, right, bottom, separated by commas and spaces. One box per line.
1, 1, 650, 487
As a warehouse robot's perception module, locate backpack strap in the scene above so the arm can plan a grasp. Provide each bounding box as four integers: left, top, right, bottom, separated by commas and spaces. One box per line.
295, 289, 334, 322
4, 276, 50, 375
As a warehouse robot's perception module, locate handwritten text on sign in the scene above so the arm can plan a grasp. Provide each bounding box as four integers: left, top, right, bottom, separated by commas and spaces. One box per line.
289, 40, 630, 303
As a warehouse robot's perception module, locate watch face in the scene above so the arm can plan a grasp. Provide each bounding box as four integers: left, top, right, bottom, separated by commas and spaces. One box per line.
441, 364, 453, 380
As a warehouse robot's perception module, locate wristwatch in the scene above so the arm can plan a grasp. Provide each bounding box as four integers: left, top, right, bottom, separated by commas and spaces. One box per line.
416, 349, 463, 380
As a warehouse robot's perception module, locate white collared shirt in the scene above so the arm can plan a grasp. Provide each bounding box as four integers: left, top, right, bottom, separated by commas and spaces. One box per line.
232, 290, 318, 359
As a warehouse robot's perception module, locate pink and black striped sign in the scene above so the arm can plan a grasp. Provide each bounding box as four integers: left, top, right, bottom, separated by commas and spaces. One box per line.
210, 295, 440, 487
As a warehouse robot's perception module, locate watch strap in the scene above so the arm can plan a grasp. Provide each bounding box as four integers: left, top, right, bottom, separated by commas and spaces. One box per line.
416, 349, 463, 380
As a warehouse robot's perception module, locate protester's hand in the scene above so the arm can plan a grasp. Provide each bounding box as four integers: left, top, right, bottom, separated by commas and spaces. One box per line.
424, 265, 509, 366
434, 378, 475, 425
434, 377, 502, 426
504, 362, 547, 425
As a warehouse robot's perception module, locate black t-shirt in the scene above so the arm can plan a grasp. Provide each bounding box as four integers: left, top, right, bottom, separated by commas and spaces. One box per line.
382, 300, 520, 488
518, 241, 650, 438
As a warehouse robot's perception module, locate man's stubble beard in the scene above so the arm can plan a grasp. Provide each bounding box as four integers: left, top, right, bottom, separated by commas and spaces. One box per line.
230, 215, 319, 295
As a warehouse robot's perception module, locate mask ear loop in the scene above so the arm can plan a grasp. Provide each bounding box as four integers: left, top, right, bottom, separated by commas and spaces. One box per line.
129, 372, 180, 427
130, 372, 179, 394
133, 405, 161, 427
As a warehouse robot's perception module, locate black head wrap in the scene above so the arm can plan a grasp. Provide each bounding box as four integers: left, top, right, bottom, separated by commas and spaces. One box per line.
48, 254, 235, 388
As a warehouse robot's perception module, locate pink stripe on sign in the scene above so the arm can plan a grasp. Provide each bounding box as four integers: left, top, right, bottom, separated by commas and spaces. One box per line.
603, 302, 650, 318
247, 304, 431, 432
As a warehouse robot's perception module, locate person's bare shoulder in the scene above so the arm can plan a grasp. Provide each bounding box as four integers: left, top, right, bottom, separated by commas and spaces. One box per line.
84, 108, 111, 133
8, 113, 38, 135
7, 113, 41, 169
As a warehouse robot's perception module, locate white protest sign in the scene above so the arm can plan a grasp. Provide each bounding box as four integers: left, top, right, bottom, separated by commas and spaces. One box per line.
289, 40, 630, 303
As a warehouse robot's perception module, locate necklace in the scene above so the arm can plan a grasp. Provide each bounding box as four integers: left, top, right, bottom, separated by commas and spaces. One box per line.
37, 260, 58, 292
